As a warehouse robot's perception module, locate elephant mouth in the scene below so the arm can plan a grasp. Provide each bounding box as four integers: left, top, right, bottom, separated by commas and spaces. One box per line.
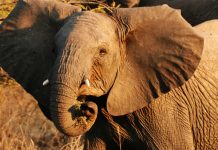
77, 94, 107, 108
76, 83, 107, 109
71, 94, 107, 114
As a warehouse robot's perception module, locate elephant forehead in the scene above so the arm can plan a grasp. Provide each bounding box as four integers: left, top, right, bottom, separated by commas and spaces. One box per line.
56, 12, 117, 50
72, 12, 114, 29
72, 12, 116, 39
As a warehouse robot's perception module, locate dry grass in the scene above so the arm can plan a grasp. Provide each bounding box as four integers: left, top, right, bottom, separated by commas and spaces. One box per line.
0, 68, 84, 150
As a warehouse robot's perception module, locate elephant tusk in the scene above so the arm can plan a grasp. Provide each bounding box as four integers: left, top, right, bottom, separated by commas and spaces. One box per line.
84, 79, 90, 87
43, 79, 49, 86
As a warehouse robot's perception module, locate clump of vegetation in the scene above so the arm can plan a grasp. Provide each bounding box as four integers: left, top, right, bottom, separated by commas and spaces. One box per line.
67, 0, 120, 13
0, 0, 16, 23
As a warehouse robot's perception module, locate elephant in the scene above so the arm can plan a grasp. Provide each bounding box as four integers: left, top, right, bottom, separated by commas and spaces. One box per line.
106, 0, 218, 25
0, 0, 218, 149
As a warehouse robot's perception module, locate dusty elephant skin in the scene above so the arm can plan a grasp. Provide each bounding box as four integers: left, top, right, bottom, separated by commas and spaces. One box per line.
109, 0, 218, 25
0, 0, 218, 149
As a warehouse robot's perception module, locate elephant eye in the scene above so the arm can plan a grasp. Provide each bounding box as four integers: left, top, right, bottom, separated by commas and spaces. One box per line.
99, 48, 107, 56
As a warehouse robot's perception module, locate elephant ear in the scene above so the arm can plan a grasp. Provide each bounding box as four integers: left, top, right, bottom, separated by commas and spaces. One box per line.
107, 5, 204, 116
0, 0, 81, 118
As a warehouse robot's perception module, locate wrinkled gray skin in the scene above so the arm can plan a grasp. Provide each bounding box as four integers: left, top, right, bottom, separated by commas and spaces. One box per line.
0, 0, 218, 149
112, 0, 218, 25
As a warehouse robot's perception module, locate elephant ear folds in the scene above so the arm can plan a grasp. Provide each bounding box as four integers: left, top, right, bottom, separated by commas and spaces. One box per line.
107, 5, 204, 116
0, 0, 81, 117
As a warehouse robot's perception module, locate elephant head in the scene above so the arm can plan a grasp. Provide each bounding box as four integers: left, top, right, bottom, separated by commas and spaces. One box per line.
0, 0, 203, 136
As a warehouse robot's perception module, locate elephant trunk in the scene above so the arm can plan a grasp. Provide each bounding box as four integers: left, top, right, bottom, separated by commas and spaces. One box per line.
49, 65, 98, 136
